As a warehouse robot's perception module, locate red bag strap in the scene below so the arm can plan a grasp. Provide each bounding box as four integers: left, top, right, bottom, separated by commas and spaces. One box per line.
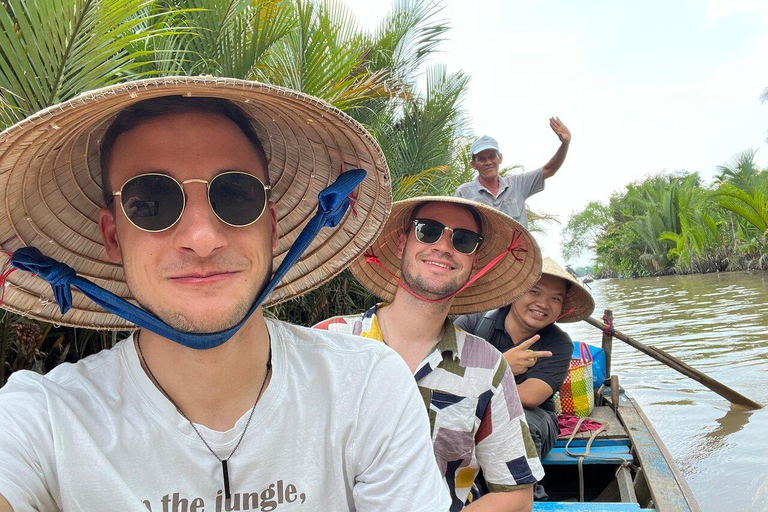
578, 342, 593, 364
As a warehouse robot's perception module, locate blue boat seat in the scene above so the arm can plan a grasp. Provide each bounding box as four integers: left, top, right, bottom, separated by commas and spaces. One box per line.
541, 445, 634, 465
554, 438, 631, 449
533, 502, 650, 511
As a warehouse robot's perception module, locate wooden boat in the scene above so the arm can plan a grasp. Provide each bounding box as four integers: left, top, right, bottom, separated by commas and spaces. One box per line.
532, 311, 702, 512
533, 383, 701, 511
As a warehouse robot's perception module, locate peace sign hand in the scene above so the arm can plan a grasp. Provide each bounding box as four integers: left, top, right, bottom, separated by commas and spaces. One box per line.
502, 335, 553, 376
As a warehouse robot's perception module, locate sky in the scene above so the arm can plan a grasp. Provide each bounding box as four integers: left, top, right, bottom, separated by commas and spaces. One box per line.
343, 0, 768, 266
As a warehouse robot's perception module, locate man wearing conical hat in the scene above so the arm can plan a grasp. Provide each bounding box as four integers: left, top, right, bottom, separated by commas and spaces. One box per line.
456, 258, 595, 468
315, 197, 545, 511
0, 78, 450, 511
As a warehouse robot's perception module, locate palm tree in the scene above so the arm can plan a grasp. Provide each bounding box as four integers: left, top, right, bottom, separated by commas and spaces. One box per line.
711, 150, 768, 247
0, 0, 178, 127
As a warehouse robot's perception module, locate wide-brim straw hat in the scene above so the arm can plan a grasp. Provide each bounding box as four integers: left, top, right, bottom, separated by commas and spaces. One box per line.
0, 76, 391, 329
350, 196, 542, 315
541, 258, 595, 322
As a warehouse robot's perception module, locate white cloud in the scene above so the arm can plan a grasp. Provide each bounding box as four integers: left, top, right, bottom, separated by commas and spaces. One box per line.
706, 0, 768, 25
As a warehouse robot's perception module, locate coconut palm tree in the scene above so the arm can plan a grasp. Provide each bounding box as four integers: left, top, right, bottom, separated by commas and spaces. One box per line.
711, 150, 768, 248
0, 0, 180, 127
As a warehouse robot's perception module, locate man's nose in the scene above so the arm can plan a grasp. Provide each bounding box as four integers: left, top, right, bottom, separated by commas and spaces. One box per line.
432, 228, 455, 253
171, 184, 228, 257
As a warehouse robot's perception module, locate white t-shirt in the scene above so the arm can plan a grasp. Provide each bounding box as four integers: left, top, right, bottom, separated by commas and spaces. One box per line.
0, 319, 449, 512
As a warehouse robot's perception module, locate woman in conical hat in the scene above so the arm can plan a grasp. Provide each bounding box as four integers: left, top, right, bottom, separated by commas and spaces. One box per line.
0, 77, 450, 511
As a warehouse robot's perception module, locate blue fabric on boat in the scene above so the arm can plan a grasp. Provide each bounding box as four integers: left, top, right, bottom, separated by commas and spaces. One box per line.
573, 342, 606, 389
10, 169, 367, 351
533, 502, 644, 511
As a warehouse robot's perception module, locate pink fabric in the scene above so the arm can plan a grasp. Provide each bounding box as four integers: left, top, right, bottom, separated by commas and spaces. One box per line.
557, 414, 605, 437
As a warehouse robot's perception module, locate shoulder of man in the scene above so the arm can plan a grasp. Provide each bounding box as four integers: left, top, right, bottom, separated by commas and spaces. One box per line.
2, 338, 126, 398
275, 317, 386, 354
454, 326, 506, 374
312, 314, 363, 335
538, 322, 572, 347
454, 180, 477, 196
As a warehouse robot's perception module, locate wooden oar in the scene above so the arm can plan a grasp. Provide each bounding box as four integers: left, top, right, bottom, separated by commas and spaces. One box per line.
584, 316, 762, 410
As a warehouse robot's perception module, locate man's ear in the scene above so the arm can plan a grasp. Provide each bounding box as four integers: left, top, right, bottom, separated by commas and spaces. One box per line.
396, 233, 407, 259
98, 207, 122, 263
498, 152, 503, 164
268, 201, 278, 251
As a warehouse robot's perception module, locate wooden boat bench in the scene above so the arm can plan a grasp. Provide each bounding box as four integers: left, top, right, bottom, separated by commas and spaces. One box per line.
543, 406, 634, 465
542, 443, 634, 465
540, 406, 641, 504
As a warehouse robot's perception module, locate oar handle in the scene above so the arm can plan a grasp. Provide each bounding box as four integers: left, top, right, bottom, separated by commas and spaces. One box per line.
583, 316, 762, 411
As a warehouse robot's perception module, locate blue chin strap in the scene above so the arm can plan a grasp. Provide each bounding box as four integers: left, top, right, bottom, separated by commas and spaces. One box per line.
9, 169, 367, 350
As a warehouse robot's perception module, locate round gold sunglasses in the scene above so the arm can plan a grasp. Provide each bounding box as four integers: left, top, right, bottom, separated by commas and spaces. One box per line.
112, 171, 271, 232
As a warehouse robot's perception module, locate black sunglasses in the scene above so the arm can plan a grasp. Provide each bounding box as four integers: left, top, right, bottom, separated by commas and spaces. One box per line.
412, 219, 483, 255
112, 171, 271, 232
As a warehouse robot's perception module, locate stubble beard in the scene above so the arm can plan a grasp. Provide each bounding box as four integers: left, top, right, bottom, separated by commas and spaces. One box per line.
127, 256, 274, 335
400, 251, 469, 301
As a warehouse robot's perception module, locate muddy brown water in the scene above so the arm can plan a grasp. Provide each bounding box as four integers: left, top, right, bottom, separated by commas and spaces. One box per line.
559, 271, 768, 512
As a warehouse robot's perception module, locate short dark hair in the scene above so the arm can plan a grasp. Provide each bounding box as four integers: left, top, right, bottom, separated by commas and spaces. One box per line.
407, 201, 483, 236
99, 96, 269, 207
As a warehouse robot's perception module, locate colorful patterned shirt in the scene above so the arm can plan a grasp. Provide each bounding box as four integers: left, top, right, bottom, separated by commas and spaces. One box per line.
315, 304, 544, 511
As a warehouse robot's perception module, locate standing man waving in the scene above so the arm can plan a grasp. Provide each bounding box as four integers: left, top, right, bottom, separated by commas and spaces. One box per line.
455, 118, 571, 229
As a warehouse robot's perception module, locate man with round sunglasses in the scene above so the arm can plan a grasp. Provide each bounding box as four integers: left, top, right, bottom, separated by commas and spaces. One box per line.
315, 197, 545, 511
0, 78, 449, 511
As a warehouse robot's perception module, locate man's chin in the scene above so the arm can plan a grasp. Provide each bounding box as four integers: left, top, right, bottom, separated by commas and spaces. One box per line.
406, 280, 465, 302
139, 301, 254, 335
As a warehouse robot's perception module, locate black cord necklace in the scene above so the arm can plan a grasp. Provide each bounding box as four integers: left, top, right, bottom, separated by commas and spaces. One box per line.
136, 331, 271, 500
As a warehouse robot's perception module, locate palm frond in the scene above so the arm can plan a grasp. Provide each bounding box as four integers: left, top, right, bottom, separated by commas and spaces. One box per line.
711, 184, 768, 233
0, 0, 177, 116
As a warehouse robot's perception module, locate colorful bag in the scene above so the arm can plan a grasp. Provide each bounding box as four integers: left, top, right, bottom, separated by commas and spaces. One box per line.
553, 342, 594, 417
579, 342, 606, 390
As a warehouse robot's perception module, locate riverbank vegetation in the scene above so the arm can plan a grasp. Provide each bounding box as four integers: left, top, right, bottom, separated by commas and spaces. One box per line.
561, 150, 768, 278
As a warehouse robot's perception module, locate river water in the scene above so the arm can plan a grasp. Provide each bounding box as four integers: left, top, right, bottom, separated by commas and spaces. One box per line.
558, 271, 768, 512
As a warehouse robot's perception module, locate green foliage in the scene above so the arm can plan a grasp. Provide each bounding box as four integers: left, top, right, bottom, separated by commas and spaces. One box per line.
565, 154, 768, 277
0, 311, 118, 387
0, 0, 175, 126
561, 201, 610, 261
265, 269, 376, 327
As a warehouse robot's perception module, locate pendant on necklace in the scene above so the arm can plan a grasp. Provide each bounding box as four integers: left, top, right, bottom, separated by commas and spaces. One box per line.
222, 459, 231, 500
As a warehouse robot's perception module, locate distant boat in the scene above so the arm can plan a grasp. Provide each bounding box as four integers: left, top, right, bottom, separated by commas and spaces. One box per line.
582, 275, 594, 284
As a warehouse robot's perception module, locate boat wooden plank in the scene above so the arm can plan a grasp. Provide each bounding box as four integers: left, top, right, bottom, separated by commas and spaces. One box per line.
555, 438, 630, 448
616, 465, 639, 503
617, 394, 701, 512
557, 406, 629, 440
542, 446, 634, 465
532, 502, 649, 511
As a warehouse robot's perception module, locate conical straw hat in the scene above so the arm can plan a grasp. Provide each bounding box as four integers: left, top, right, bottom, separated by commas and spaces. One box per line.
0, 76, 391, 329
350, 196, 542, 315
541, 258, 595, 322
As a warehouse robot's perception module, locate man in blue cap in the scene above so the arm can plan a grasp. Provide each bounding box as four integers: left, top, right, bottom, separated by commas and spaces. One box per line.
455, 118, 571, 229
